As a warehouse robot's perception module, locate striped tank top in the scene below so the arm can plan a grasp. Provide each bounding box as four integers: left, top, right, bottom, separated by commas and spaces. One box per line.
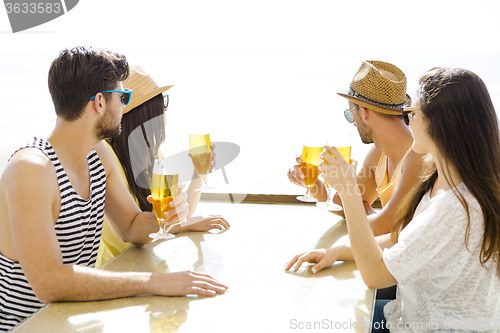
0, 137, 106, 331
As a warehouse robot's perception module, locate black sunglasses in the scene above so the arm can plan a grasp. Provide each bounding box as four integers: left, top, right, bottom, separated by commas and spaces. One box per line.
402, 106, 416, 126
163, 94, 169, 109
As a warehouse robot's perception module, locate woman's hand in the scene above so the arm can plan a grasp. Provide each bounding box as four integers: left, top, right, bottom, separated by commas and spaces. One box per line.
209, 144, 216, 173
184, 214, 230, 232
188, 144, 217, 174
319, 145, 358, 196
284, 248, 338, 274
147, 183, 189, 226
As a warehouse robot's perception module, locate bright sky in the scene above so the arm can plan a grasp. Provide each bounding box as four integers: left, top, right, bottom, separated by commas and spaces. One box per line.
1, 0, 499, 193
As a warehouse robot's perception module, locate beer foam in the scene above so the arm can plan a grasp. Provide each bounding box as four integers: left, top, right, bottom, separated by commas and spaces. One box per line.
153, 160, 167, 175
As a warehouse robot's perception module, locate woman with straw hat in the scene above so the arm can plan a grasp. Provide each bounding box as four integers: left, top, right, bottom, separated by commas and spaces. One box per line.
96, 65, 229, 268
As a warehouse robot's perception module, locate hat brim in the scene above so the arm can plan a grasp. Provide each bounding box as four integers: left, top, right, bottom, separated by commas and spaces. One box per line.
337, 91, 411, 116
123, 85, 174, 115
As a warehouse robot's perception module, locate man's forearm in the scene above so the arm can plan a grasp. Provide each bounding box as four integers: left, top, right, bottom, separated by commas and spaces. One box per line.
36, 265, 153, 303
333, 233, 394, 263
367, 209, 396, 236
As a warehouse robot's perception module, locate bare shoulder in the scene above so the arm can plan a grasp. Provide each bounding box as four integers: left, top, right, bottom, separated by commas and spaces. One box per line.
93, 140, 116, 176
396, 150, 425, 190
356, 146, 383, 200
1, 147, 59, 207
361, 145, 383, 170
2, 148, 55, 184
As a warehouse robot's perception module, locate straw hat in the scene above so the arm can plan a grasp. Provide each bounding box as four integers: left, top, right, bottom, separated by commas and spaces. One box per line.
121, 65, 173, 115
337, 60, 410, 116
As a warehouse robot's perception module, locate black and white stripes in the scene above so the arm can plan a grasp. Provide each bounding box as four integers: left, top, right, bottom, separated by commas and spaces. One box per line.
0, 137, 106, 331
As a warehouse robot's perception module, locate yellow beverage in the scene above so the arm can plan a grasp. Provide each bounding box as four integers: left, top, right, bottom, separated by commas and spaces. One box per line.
152, 196, 175, 225
191, 152, 211, 176
335, 146, 351, 164
323, 146, 351, 163
189, 134, 211, 176
300, 162, 320, 186
151, 174, 178, 224
300, 146, 322, 187
323, 146, 351, 188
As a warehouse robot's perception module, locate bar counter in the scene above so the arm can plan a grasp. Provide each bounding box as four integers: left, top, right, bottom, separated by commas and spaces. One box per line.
12, 201, 374, 333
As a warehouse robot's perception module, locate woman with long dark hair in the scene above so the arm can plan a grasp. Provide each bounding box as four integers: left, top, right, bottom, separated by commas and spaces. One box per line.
96, 66, 229, 267
286, 68, 500, 331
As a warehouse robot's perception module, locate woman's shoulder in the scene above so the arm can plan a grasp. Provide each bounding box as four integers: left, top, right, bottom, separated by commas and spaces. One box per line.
412, 183, 482, 231
438, 183, 481, 213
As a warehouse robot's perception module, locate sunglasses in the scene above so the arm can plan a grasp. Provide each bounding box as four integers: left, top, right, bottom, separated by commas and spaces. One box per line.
163, 94, 169, 109
343, 105, 358, 123
402, 106, 416, 126
89, 89, 133, 106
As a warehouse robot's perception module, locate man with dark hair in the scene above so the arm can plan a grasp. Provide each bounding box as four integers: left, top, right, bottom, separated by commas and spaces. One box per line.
48, 46, 130, 121
0, 46, 227, 331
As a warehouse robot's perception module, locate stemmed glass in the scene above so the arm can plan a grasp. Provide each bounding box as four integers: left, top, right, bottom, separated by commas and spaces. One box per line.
296, 143, 323, 202
149, 159, 180, 241
189, 133, 213, 190
316, 132, 352, 211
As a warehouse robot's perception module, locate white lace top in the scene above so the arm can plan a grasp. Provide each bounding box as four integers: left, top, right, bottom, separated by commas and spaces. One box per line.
383, 184, 500, 332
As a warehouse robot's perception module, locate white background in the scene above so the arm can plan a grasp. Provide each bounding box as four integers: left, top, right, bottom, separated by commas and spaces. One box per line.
1, 0, 499, 194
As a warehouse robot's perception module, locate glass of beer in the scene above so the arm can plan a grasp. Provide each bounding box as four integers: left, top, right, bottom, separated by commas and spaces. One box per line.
296, 144, 323, 202
149, 159, 180, 241
317, 133, 352, 211
189, 133, 212, 189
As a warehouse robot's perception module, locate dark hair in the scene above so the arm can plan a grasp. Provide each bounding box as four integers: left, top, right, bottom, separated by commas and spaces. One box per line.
48, 46, 129, 121
393, 67, 500, 276
106, 94, 165, 211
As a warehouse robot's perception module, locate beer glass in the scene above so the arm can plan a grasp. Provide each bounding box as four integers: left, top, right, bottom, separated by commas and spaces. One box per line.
189, 133, 212, 189
149, 159, 180, 241
317, 133, 352, 211
296, 144, 323, 202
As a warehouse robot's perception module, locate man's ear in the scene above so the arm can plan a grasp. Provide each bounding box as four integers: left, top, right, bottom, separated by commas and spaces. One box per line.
91, 93, 105, 116
358, 105, 370, 121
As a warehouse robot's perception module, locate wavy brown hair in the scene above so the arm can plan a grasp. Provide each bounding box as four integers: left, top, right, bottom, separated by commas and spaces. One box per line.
106, 94, 165, 211
392, 67, 500, 275
48, 46, 129, 121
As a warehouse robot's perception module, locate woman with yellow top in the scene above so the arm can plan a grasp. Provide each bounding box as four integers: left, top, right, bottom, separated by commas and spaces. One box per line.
96, 65, 230, 268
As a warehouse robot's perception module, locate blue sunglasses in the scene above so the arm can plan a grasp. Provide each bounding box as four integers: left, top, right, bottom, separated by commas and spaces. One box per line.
89, 89, 133, 106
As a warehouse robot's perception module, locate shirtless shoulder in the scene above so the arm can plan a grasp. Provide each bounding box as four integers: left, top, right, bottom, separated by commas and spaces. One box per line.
2, 147, 59, 194
93, 140, 116, 177
360, 146, 383, 177
0, 147, 59, 259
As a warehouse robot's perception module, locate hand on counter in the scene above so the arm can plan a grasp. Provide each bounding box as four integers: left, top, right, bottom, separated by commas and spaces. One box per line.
183, 214, 230, 232
152, 271, 228, 297
284, 248, 339, 274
